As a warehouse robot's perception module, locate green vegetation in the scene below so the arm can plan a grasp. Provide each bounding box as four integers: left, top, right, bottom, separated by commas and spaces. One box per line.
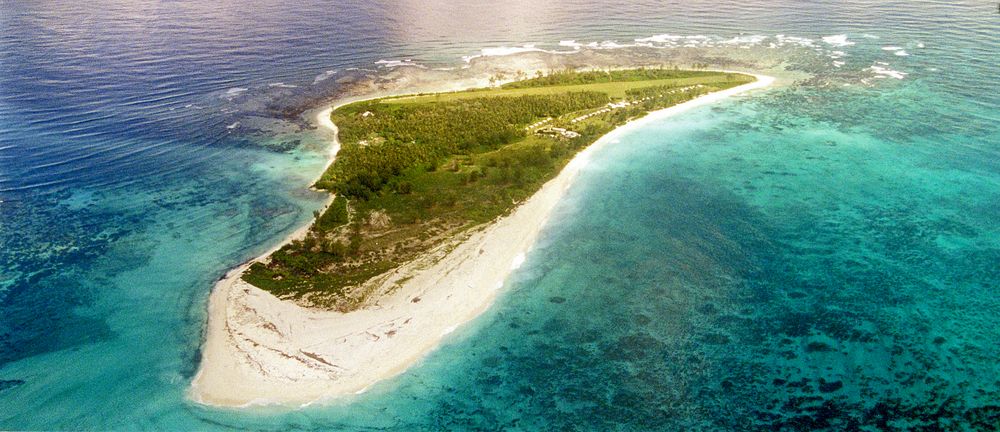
244, 68, 755, 310
315, 196, 348, 230
384, 74, 741, 104
315, 92, 610, 198
500, 68, 724, 89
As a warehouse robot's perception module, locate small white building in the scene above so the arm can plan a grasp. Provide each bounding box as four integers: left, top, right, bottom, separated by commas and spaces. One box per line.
538, 127, 580, 139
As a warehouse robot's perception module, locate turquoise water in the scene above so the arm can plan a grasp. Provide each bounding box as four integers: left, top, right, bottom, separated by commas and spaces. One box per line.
2, 0, 999, 430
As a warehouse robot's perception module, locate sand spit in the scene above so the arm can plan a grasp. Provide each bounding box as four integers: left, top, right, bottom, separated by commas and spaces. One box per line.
189, 74, 775, 408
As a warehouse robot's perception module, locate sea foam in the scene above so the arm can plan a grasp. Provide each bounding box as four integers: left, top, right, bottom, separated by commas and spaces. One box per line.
375, 59, 426, 69
462, 45, 548, 62
312, 70, 337, 84
822, 34, 855, 47
869, 65, 908, 79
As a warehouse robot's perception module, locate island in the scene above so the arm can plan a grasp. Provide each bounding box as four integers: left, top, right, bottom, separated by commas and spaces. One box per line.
190, 68, 774, 407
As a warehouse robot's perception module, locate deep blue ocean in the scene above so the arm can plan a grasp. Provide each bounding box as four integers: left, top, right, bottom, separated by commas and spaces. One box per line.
1, 0, 998, 430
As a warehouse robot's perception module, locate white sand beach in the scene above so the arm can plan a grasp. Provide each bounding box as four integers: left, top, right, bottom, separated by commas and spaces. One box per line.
189, 73, 775, 408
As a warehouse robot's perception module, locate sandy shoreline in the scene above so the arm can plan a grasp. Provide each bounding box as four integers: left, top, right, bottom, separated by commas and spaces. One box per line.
189, 73, 775, 408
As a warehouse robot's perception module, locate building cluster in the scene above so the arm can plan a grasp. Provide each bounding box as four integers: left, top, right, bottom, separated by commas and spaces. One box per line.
525, 117, 553, 130
536, 127, 581, 139
570, 84, 705, 124
525, 84, 709, 141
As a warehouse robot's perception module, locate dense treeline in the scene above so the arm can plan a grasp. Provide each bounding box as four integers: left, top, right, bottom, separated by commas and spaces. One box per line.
315, 196, 349, 230
316, 92, 610, 199
501, 68, 721, 89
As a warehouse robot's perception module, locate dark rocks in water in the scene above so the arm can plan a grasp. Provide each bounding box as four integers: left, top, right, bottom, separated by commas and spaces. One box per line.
786, 378, 811, 389
480, 374, 502, 386
964, 405, 1000, 429
0, 379, 25, 392
777, 312, 815, 337
720, 379, 735, 390
180, 347, 201, 379
818, 379, 844, 393
806, 341, 835, 353
697, 303, 719, 315
548, 296, 566, 304
265, 139, 301, 153
933, 336, 946, 345
602, 333, 665, 361
779, 399, 848, 430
